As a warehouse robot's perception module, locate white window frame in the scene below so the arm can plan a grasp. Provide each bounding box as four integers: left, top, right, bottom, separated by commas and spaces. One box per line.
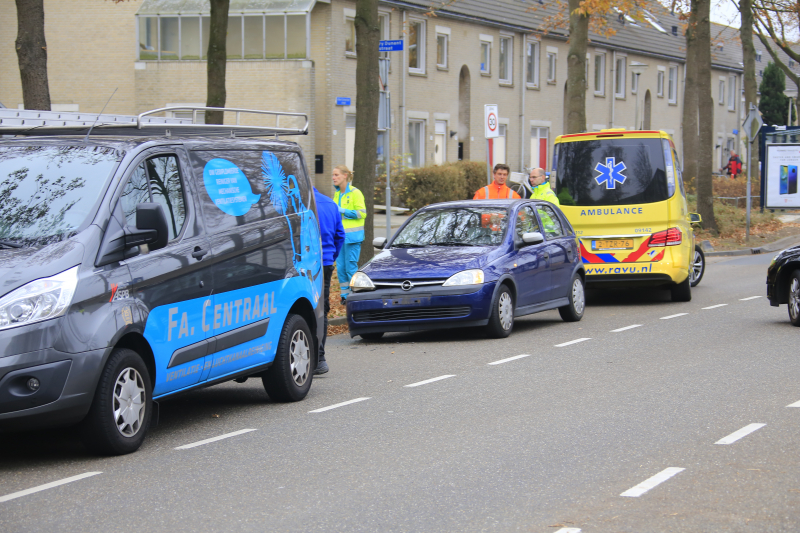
480, 34, 492, 75
657, 66, 665, 97
728, 75, 736, 111
614, 55, 626, 98
718, 77, 725, 105
526, 39, 540, 88
435, 26, 449, 69
668, 65, 678, 104
344, 8, 357, 57
631, 70, 638, 95
594, 51, 606, 96
756, 50, 762, 62
499, 34, 513, 85
408, 119, 426, 167
546, 47, 558, 84
493, 122, 508, 165
379, 11, 390, 59
408, 18, 426, 74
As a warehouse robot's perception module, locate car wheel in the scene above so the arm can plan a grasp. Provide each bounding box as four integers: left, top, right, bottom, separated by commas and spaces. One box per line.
788, 270, 800, 327
670, 275, 692, 302
486, 284, 514, 338
262, 314, 313, 402
79, 348, 152, 456
359, 332, 385, 341
558, 274, 585, 322
689, 245, 705, 287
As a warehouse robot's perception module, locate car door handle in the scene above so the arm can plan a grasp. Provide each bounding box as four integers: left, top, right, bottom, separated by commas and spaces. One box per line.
192, 246, 209, 260
543, 252, 550, 261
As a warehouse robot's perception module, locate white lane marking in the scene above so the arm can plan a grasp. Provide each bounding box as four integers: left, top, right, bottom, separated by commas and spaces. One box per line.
554, 529, 581, 533
787, 399, 800, 408
555, 338, 591, 347
175, 428, 257, 450
0, 472, 102, 503
740, 296, 763, 301
309, 397, 371, 413
405, 375, 455, 388
702, 304, 729, 310
660, 313, 688, 320
488, 353, 532, 365
715, 423, 766, 445
611, 324, 642, 333
620, 467, 685, 497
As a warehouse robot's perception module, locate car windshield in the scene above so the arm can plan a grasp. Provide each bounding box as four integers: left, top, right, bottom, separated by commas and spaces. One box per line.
0, 145, 118, 246
392, 207, 509, 247
555, 138, 669, 206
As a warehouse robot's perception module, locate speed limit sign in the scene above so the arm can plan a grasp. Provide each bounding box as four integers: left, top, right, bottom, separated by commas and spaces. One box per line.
484, 104, 499, 139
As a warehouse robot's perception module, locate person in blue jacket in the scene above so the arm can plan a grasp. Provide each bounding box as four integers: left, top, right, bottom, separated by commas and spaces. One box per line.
313, 187, 345, 375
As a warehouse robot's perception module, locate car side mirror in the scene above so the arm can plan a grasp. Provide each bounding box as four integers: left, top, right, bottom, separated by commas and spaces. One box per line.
689, 212, 702, 226
373, 237, 387, 249
522, 232, 545, 245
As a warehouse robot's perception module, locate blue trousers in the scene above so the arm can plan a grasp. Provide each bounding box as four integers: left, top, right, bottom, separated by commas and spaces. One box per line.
336, 241, 361, 299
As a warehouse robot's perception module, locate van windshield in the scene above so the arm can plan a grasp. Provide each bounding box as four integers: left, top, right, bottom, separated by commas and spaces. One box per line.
555, 138, 669, 207
0, 145, 118, 246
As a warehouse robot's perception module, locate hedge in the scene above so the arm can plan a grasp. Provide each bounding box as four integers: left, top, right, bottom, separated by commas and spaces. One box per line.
392, 161, 489, 212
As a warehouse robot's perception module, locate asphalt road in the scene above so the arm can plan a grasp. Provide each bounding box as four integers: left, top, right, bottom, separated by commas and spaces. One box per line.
2, 252, 799, 532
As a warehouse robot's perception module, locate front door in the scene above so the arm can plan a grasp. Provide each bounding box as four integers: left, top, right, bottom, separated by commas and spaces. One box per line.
512, 206, 551, 307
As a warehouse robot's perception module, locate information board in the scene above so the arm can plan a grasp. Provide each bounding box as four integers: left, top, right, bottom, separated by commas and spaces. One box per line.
764, 143, 800, 209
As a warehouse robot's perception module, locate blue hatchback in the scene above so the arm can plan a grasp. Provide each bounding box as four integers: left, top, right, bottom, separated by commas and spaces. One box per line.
346, 200, 585, 340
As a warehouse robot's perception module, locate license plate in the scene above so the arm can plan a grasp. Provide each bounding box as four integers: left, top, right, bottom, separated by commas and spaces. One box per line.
592, 239, 634, 250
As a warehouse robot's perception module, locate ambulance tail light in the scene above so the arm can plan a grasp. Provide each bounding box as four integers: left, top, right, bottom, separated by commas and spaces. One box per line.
648, 227, 682, 247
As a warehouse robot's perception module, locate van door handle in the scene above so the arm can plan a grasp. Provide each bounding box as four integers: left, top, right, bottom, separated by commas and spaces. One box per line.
192, 246, 209, 260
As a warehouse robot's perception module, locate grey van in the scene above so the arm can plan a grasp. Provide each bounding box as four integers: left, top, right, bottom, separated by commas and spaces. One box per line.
0, 108, 323, 455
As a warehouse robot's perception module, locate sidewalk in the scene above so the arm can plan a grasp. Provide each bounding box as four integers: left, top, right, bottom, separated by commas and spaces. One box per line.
705, 232, 800, 257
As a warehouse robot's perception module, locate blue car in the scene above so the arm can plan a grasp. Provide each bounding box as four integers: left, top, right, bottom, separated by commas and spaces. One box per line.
346, 200, 585, 340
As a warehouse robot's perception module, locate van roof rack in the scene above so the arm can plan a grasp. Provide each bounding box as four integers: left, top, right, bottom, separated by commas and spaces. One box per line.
0, 106, 308, 138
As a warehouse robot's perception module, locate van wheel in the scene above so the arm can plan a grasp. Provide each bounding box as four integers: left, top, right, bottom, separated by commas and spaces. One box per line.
671, 276, 692, 302
486, 285, 514, 338
559, 274, 585, 322
359, 332, 384, 341
80, 348, 152, 456
788, 270, 800, 327
262, 314, 313, 402
690, 246, 705, 287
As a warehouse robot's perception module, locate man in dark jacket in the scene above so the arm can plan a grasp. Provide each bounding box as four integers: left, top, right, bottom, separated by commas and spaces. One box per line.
314, 188, 345, 374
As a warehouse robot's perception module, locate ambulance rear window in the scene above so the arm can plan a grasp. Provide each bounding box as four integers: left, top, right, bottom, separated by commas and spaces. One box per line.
555, 138, 669, 206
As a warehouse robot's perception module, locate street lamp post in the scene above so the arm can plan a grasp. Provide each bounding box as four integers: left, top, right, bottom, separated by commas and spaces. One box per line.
629, 62, 649, 129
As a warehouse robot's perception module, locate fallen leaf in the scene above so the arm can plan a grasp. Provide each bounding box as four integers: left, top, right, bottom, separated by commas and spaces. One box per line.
387, 380, 393, 382
212, 414, 220, 418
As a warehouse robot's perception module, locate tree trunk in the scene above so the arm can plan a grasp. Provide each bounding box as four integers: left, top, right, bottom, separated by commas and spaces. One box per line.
740, 0, 759, 175
353, 0, 379, 266
206, 0, 229, 125
682, 7, 699, 201
15, 0, 51, 110
565, 0, 588, 134
694, 0, 718, 231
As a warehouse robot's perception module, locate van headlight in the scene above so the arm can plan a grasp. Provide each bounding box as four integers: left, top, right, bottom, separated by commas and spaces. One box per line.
350, 272, 376, 292
0, 266, 80, 331
442, 269, 485, 286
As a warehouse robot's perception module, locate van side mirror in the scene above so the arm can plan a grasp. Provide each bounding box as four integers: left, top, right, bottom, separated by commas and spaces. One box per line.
132, 203, 169, 251
522, 232, 545, 245
689, 212, 702, 225
373, 237, 387, 249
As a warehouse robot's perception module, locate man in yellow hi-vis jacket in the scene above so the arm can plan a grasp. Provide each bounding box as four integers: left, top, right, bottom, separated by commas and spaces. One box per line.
332, 165, 366, 303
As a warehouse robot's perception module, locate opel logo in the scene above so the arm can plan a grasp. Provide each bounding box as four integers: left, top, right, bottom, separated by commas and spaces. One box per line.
401, 280, 414, 291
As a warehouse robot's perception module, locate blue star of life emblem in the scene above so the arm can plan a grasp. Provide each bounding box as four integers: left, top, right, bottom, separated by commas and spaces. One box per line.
594, 157, 627, 189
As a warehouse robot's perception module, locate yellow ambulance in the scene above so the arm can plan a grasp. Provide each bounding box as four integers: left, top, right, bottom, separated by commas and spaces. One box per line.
552, 129, 702, 301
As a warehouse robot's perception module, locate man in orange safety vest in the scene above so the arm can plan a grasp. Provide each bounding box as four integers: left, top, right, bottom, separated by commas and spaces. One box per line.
473, 163, 521, 200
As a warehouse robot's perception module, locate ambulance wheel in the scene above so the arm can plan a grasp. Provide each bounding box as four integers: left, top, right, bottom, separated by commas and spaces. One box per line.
671, 276, 692, 302
80, 348, 152, 456
486, 284, 514, 338
689, 245, 705, 287
262, 314, 313, 402
559, 274, 586, 322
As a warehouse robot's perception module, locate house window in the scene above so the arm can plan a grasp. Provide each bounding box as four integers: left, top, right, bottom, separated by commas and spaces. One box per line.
434, 120, 447, 164
668, 65, 678, 103
594, 53, 605, 95
728, 75, 736, 110
615, 56, 626, 97
493, 124, 507, 165
408, 20, 425, 73
719, 80, 725, 105
408, 120, 425, 167
547, 52, 556, 83
657, 69, 664, 97
631, 71, 638, 94
530, 127, 549, 170
756, 50, 762, 62
180, 17, 201, 59
167, 102, 206, 124
791, 60, 796, 68
499, 36, 513, 83
345, 16, 356, 55
345, 114, 356, 171
379, 12, 390, 58
436, 32, 448, 69
480, 39, 491, 74
526, 41, 539, 87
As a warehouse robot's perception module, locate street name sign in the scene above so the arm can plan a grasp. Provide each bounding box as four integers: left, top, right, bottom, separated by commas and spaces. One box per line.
379, 40, 403, 52
336, 97, 351, 106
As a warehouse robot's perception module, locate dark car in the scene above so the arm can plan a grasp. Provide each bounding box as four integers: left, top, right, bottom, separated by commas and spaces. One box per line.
767, 243, 800, 325
346, 200, 585, 340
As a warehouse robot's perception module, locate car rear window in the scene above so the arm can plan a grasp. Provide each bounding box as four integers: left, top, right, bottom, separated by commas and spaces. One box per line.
555, 138, 669, 207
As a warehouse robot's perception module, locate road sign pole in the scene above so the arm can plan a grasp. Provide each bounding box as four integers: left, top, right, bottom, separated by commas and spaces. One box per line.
742, 104, 763, 243
385, 125, 391, 240
746, 151, 751, 242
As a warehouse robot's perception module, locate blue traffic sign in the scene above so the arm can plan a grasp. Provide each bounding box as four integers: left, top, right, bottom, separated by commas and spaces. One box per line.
336, 97, 351, 106
379, 40, 403, 52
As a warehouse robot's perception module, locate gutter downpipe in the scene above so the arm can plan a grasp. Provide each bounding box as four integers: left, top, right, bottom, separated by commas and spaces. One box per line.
401, 10, 407, 159
520, 32, 526, 172
610, 50, 616, 128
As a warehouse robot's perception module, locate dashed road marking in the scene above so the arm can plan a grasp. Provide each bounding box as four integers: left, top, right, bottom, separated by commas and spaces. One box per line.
175, 429, 257, 450
0, 472, 102, 503
702, 304, 729, 310
715, 423, 766, 445
740, 296, 762, 301
489, 354, 532, 365
405, 375, 455, 388
620, 467, 685, 497
554, 529, 581, 533
555, 338, 591, 347
611, 324, 642, 333
660, 313, 688, 320
309, 397, 371, 413
787, 399, 800, 408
